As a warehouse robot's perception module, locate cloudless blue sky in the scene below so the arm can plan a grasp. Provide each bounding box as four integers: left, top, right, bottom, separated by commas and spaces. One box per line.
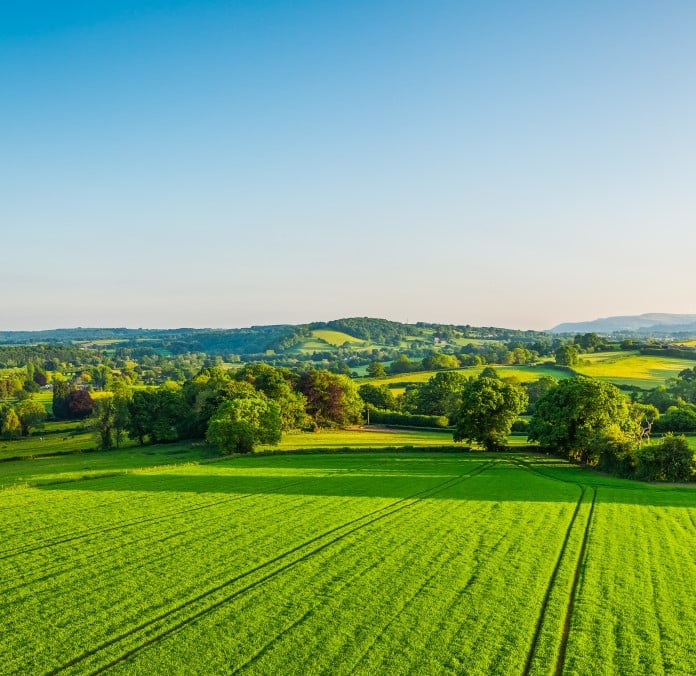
2, 1, 695, 330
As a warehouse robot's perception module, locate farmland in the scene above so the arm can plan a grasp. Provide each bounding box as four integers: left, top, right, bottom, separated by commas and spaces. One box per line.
1, 449, 694, 674
573, 352, 696, 389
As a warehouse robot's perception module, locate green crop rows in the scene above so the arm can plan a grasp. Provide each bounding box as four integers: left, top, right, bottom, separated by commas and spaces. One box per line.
0, 452, 694, 674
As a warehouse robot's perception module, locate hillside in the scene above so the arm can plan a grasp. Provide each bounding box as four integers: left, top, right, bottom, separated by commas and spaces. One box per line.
549, 313, 696, 335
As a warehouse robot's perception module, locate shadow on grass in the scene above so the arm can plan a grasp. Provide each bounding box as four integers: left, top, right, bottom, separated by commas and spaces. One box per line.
36, 454, 696, 507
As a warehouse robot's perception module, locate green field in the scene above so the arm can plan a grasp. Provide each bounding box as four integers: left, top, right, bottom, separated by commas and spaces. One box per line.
1, 449, 693, 674
311, 329, 366, 346
0, 427, 530, 488
573, 353, 696, 388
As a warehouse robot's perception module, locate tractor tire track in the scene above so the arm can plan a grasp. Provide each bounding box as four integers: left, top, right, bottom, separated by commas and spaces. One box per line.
522, 485, 586, 676
554, 486, 597, 676
54, 461, 494, 674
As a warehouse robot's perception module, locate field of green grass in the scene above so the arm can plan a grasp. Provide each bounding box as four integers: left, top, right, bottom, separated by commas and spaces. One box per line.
573, 353, 696, 388
311, 329, 366, 346
1, 448, 693, 674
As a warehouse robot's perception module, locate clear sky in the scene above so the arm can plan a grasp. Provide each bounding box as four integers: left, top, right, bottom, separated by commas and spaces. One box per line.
2, 1, 695, 331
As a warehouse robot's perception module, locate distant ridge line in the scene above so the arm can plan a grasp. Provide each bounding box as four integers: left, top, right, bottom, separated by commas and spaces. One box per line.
549, 313, 696, 335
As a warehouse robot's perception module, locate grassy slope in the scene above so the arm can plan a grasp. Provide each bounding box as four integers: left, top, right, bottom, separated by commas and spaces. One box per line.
573, 352, 696, 388
311, 329, 366, 346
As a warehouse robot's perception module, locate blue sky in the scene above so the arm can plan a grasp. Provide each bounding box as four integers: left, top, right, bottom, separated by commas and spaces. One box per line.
2, 1, 695, 330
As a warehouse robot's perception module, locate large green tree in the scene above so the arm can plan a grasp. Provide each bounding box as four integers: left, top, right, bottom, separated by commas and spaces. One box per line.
235, 363, 308, 431
14, 399, 48, 436
416, 371, 467, 421
358, 383, 397, 411
529, 377, 638, 463
555, 344, 579, 366
0, 404, 21, 439
453, 376, 528, 451
206, 395, 281, 454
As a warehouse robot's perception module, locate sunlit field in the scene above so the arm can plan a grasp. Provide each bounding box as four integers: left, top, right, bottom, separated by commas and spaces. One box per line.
573, 353, 696, 388
1, 450, 693, 674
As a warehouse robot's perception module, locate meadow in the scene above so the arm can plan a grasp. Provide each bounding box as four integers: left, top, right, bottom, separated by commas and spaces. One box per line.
573, 352, 696, 389
1, 449, 694, 674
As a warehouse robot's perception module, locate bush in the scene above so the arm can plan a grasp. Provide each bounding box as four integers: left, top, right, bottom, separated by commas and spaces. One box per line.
637, 434, 695, 482
511, 419, 530, 434
367, 408, 449, 428
652, 405, 696, 433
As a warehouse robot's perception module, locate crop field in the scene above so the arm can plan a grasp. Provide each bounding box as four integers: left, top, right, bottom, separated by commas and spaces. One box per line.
573, 353, 696, 389
1, 450, 694, 674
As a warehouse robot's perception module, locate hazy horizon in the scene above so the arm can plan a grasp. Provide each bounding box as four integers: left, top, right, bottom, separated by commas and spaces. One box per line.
3, 1, 695, 332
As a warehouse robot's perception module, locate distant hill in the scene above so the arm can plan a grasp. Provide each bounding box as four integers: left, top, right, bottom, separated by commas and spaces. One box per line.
549, 313, 696, 335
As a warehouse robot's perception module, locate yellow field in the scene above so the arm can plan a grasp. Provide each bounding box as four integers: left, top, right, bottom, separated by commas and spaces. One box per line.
311, 329, 366, 346
574, 353, 696, 388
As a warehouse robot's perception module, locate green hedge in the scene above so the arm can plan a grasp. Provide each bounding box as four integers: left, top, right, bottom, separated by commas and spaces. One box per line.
367, 408, 449, 428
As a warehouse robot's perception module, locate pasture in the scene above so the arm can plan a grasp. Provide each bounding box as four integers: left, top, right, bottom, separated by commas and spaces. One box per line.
1, 450, 694, 674
310, 329, 366, 346
573, 353, 696, 389
0, 424, 530, 468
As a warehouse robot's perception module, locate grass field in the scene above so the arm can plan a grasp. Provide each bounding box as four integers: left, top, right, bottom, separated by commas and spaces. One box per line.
0, 449, 693, 674
573, 353, 696, 388
0, 426, 531, 487
311, 329, 366, 346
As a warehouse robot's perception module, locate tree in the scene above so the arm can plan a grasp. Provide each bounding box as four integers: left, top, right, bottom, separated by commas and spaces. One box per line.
150, 382, 187, 442
416, 371, 467, 421
453, 376, 528, 451
522, 376, 558, 413
0, 405, 21, 439
66, 389, 95, 419
358, 383, 397, 411
52, 381, 71, 420
298, 370, 363, 427
15, 399, 48, 436
529, 378, 638, 464
126, 390, 157, 445
574, 333, 604, 351
555, 344, 579, 366
112, 392, 131, 448
93, 397, 116, 450
388, 355, 416, 374
421, 352, 460, 370
653, 405, 696, 434
366, 361, 387, 378
235, 363, 308, 431
206, 395, 281, 454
